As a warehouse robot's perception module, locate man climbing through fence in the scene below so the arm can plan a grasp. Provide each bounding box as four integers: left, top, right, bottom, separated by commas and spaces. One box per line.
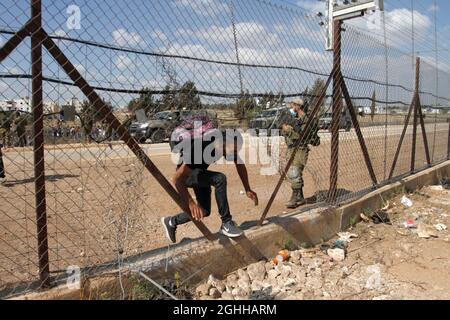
281, 98, 320, 209
161, 119, 258, 244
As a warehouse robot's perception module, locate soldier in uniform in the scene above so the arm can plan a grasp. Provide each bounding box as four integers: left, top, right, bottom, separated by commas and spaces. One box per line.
281, 98, 315, 209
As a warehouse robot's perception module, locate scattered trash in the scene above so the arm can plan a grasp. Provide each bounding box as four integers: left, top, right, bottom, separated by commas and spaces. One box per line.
365, 265, 382, 289
396, 229, 409, 236
319, 243, 330, 253
381, 201, 390, 211
332, 240, 347, 250
299, 248, 318, 258
370, 210, 391, 225
272, 250, 290, 265
337, 232, 358, 243
327, 248, 345, 262
441, 178, 450, 190
402, 219, 416, 229
239, 190, 245, 195
360, 213, 370, 222
434, 224, 447, 232
429, 185, 444, 191
401, 195, 413, 208
417, 224, 438, 239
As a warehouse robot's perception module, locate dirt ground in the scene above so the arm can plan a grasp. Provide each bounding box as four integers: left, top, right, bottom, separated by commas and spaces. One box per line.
0, 124, 448, 293
194, 185, 450, 300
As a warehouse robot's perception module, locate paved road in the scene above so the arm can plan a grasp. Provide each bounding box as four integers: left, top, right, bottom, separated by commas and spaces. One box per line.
2, 123, 448, 166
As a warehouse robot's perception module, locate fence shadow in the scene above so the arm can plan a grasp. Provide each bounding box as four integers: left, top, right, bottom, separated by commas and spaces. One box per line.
2, 174, 79, 187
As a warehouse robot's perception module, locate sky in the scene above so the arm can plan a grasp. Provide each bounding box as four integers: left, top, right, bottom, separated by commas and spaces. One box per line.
0, 0, 449, 109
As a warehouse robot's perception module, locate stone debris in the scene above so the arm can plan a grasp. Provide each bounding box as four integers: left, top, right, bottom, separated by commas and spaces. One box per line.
417, 223, 438, 239
429, 185, 444, 191
194, 186, 450, 300
401, 195, 413, 207
327, 248, 346, 262
337, 232, 358, 243
434, 223, 447, 231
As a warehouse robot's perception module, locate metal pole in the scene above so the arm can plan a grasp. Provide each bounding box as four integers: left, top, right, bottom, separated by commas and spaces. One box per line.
388, 98, 415, 179
410, 57, 420, 173
447, 118, 450, 160
416, 96, 431, 166
447, 120, 450, 160
31, 0, 50, 289
0, 19, 33, 64
329, 19, 342, 203
341, 80, 377, 186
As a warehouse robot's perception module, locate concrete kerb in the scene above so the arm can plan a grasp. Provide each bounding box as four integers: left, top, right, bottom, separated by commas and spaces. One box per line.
12, 160, 450, 300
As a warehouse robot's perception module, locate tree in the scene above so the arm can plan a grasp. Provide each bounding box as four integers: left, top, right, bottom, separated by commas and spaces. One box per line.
78, 100, 112, 142
306, 78, 327, 114
234, 90, 257, 119
128, 89, 157, 116
259, 91, 276, 109
161, 84, 178, 111
178, 81, 201, 110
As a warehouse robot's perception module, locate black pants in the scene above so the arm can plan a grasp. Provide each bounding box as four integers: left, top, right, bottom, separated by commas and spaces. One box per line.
0, 149, 4, 178
172, 169, 232, 226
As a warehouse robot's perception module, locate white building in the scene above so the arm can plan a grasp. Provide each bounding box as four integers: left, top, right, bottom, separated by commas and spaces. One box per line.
0, 100, 13, 111
13, 97, 32, 113
0, 97, 31, 113
43, 101, 59, 114
359, 105, 386, 115
67, 97, 82, 113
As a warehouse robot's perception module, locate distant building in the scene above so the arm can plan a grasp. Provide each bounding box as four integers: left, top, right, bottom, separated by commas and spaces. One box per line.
66, 97, 82, 113
0, 100, 13, 111
358, 105, 386, 115
43, 101, 59, 114
0, 97, 31, 113
13, 97, 32, 113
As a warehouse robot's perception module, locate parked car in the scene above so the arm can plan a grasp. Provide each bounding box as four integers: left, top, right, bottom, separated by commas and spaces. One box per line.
129, 110, 217, 143
318, 111, 352, 132
248, 107, 288, 135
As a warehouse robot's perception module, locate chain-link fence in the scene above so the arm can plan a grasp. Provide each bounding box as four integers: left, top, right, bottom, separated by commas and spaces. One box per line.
0, 0, 449, 299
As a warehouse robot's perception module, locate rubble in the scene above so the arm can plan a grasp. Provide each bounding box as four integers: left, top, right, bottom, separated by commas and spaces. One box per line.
327, 248, 346, 262
401, 195, 413, 207
417, 223, 438, 239
193, 185, 450, 300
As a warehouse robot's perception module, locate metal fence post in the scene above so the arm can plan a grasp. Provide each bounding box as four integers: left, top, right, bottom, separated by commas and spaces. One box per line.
410, 57, 420, 173
329, 20, 342, 203
31, 0, 51, 289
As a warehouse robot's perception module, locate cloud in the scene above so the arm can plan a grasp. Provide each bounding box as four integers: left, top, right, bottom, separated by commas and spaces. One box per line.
348, 8, 431, 48
175, 22, 280, 50
115, 55, 134, 70
428, 3, 439, 12
296, 0, 326, 14
52, 29, 68, 38
174, 0, 229, 17
112, 28, 143, 47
